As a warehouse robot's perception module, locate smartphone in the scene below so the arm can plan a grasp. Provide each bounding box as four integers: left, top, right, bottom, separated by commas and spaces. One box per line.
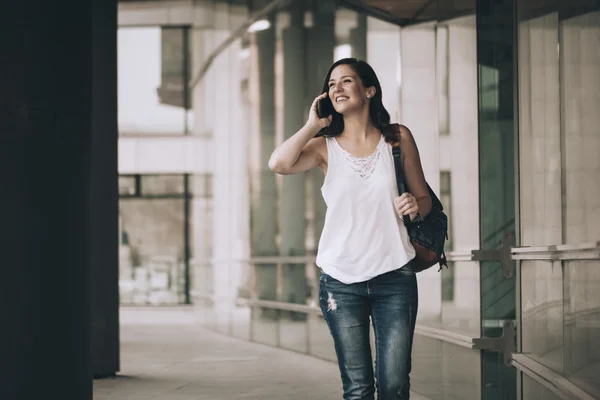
317, 96, 334, 119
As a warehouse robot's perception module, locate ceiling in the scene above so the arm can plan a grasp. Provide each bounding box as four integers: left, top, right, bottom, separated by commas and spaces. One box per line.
347, 0, 476, 24
118, 0, 476, 25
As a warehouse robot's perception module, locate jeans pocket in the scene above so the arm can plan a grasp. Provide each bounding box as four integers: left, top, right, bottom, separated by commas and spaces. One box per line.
393, 260, 416, 275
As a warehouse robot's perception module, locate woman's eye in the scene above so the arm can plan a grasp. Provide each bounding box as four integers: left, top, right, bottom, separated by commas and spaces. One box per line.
344, 79, 351, 83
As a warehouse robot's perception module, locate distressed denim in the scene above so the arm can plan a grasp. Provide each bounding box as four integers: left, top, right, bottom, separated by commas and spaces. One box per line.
319, 261, 418, 400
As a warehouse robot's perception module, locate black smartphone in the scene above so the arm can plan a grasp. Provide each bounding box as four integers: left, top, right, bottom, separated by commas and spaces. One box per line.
317, 96, 334, 119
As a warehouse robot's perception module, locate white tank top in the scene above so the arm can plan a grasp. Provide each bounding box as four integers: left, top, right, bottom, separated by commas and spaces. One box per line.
315, 134, 416, 284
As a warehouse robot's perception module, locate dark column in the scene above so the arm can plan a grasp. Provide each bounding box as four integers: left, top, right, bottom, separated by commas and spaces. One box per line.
280, 2, 308, 315
0, 0, 119, 398
251, 9, 278, 315
350, 14, 367, 60
476, 0, 517, 398
306, 0, 335, 254
91, 0, 120, 378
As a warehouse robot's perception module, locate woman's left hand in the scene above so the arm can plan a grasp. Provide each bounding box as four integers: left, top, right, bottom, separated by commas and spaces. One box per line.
394, 192, 419, 222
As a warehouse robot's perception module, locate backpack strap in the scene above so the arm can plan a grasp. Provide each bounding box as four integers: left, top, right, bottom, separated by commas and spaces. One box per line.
390, 124, 406, 195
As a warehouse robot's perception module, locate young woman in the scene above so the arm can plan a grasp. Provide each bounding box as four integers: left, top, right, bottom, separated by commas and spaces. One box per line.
268, 58, 431, 400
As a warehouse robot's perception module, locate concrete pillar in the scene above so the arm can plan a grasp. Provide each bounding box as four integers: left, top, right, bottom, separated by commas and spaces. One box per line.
518, 12, 562, 247
210, 2, 249, 332
250, 7, 278, 313
1, 0, 118, 397
367, 17, 401, 122
190, 0, 221, 306
279, 3, 308, 313
90, 0, 120, 378
399, 22, 442, 322
350, 14, 367, 60
307, 0, 335, 253
439, 15, 480, 323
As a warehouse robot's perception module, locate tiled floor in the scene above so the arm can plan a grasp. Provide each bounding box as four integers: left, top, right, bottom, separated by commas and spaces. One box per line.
93, 307, 430, 400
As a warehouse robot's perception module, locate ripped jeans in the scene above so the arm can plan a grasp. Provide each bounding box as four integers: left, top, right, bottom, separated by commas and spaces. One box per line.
319, 261, 418, 400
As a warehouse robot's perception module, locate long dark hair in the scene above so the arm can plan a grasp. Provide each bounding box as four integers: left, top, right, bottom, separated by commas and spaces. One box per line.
317, 58, 396, 142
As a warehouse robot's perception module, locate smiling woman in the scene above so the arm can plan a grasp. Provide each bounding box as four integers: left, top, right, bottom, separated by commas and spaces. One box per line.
268, 57, 431, 400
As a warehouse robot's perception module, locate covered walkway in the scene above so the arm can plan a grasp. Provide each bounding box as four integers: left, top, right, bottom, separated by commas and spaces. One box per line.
94, 307, 429, 400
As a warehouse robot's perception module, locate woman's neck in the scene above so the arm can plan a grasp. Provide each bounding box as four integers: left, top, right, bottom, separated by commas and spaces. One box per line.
341, 110, 377, 142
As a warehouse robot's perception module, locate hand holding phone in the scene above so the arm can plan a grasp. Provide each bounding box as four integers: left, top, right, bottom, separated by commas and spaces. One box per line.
308, 93, 333, 131
317, 96, 334, 119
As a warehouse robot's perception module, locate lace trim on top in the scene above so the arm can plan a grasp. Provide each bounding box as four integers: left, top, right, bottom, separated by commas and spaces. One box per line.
333, 136, 383, 179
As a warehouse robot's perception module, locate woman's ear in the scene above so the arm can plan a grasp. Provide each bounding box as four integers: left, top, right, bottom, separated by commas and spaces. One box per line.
366, 87, 376, 99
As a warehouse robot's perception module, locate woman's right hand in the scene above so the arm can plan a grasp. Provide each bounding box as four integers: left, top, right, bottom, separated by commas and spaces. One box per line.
307, 93, 333, 131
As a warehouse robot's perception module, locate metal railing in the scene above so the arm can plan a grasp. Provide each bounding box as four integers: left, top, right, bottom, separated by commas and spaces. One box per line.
511, 354, 599, 400
199, 239, 600, 400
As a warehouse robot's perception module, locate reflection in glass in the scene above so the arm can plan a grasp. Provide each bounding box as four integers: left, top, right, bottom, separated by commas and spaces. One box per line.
118, 175, 137, 197
251, 307, 280, 347
412, 336, 481, 400
478, 0, 518, 397
564, 261, 600, 396
441, 261, 481, 337
118, 199, 186, 305
308, 314, 337, 362
141, 175, 185, 196
561, 10, 600, 245
279, 312, 308, 353
522, 374, 563, 400
517, 4, 600, 397
518, 12, 562, 247
231, 304, 251, 342
520, 260, 563, 370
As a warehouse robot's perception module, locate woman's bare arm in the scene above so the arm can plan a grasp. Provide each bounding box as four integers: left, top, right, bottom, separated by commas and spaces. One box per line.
399, 124, 432, 217
268, 126, 326, 175
268, 93, 331, 175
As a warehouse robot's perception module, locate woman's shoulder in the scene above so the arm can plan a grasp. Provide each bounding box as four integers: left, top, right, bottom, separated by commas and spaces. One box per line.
393, 123, 415, 143
384, 123, 414, 145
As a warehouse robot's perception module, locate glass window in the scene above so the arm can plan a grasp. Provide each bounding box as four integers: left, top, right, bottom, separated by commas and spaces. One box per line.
564, 260, 600, 395
517, 2, 600, 397
518, 10, 562, 247
119, 175, 137, 197
560, 12, 600, 395
440, 171, 454, 302
140, 175, 185, 196
561, 10, 600, 245
520, 260, 564, 370
118, 198, 187, 305
478, 1, 518, 398
439, 171, 452, 249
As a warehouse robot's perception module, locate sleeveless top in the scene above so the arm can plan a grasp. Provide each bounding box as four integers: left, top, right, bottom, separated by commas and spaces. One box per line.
315, 134, 416, 284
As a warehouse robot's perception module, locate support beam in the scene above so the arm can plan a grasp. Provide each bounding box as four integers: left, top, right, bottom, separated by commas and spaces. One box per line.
280, 2, 308, 317
307, 0, 335, 254
251, 10, 278, 317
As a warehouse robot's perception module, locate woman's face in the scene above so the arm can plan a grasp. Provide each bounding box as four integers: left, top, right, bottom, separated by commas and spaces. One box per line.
328, 64, 372, 115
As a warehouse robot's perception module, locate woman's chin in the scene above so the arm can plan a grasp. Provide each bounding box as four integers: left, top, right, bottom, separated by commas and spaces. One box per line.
334, 105, 351, 115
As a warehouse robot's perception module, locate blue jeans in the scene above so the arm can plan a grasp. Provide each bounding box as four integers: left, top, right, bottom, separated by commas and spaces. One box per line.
319, 262, 418, 400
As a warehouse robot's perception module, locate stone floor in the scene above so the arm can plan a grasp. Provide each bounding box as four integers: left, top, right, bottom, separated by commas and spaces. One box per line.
93, 307, 430, 400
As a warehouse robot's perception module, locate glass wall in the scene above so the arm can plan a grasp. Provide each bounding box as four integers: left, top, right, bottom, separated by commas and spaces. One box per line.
517, 1, 600, 397
118, 174, 191, 305
117, 24, 196, 306
477, 0, 518, 397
